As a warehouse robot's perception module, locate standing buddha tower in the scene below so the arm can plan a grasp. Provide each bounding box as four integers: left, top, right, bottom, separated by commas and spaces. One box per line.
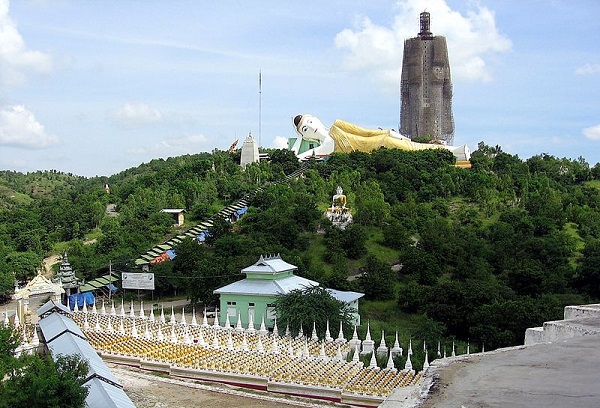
400, 12, 454, 145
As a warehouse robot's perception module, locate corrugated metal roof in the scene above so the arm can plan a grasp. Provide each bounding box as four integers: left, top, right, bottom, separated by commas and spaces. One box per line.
84, 377, 136, 408
48, 333, 121, 386
214, 275, 318, 296
326, 288, 364, 303
241, 256, 297, 275
38, 312, 85, 342
37, 300, 71, 317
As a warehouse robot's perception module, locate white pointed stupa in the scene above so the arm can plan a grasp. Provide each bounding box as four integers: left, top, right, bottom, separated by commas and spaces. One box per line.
110, 300, 116, 316
183, 326, 191, 345
311, 321, 318, 341
257, 335, 265, 353
408, 338, 413, 355
73, 301, 79, 313
224, 313, 231, 330
377, 330, 388, 356
273, 318, 279, 338
361, 322, 375, 354
272, 336, 280, 354
452, 341, 456, 357
235, 313, 244, 332
131, 320, 138, 338
201, 308, 209, 328
467, 342, 470, 355
83, 314, 89, 331
303, 339, 310, 357
139, 301, 145, 319
160, 305, 166, 323
30, 326, 40, 347
335, 344, 343, 361
369, 351, 378, 369
287, 339, 294, 356
241, 332, 249, 351
349, 325, 361, 351
391, 331, 402, 356
336, 321, 345, 343
94, 314, 101, 332
191, 309, 198, 326
386, 350, 396, 372
226, 331, 234, 350
423, 349, 430, 370
325, 320, 333, 342
296, 323, 304, 340
212, 330, 219, 348
157, 324, 164, 341
82, 300, 88, 314
144, 323, 152, 340
170, 324, 178, 343
119, 299, 125, 317
129, 301, 136, 319
106, 316, 114, 333
118, 319, 125, 335
169, 306, 176, 325
91, 300, 97, 314
285, 324, 291, 338
101, 300, 106, 315
258, 315, 268, 336
405, 351, 413, 371
180, 307, 187, 326
352, 343, 360, 363
212, 309, 220, 329
319, 342, 327, 359
437, 341, 441, 357
149, 308, 155, 322
197, 328, 205, 346
246, 313, 255, 334
13, 308, 20, 327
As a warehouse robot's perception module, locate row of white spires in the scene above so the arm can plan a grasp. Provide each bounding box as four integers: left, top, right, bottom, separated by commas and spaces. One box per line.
5, 298, 473, 370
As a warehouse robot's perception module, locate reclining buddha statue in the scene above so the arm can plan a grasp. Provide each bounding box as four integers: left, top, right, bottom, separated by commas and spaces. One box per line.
289, 114, 470, 165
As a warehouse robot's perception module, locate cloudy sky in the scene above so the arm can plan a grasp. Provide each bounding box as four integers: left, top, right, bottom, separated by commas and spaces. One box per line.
1, 0, 599, 176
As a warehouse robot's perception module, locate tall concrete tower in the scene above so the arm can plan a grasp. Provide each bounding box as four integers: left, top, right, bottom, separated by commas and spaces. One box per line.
400, 12, 454, 145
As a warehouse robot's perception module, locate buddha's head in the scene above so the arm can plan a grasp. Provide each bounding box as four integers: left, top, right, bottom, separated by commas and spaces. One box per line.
293, 114, 328, 143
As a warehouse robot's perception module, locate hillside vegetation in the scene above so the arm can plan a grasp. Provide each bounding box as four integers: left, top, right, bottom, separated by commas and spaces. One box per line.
1, 145, 599, 353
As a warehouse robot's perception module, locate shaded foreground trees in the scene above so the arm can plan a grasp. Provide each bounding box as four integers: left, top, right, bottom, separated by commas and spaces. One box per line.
0, 326, 89, 408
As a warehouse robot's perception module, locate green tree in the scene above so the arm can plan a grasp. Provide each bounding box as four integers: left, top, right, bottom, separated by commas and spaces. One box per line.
275, 286, 353, 338
358, 255, 395, 300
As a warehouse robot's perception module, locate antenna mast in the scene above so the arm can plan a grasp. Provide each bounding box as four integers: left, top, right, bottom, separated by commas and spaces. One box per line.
258, 70, 262, 148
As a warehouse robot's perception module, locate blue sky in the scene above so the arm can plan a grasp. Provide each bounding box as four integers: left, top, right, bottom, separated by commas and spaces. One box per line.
0, 0, 599, 177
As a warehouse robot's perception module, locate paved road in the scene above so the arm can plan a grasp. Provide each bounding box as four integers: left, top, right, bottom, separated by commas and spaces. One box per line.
412, 334, 600, 408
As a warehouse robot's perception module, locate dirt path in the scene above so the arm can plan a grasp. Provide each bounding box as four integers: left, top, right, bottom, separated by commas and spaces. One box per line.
43, 254, 61, 278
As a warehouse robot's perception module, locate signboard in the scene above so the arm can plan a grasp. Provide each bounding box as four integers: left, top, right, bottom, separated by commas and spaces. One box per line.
121, 272, 155, 290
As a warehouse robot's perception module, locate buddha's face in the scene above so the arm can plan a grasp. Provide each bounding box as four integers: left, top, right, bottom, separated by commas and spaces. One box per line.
294, 114, 327, 143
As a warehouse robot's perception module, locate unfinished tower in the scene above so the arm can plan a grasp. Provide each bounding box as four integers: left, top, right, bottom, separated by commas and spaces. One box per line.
400, 12, 454, 145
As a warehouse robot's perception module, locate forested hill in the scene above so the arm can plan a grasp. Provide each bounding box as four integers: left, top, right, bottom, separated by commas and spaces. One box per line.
1, 145, 599, 351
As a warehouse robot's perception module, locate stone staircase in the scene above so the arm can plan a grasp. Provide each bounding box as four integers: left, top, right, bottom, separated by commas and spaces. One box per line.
525, 303, 600, 345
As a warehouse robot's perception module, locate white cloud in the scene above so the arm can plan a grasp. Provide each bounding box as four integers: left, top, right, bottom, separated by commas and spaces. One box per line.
575, 63, 600, 75
334, 0, 511, 90
0, 105, 58, 148
110, 103, 163, 128
271, 135, 288, 149
583, 124, 600, 141
126, 133, 208, 155
0, 0, 53, 87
